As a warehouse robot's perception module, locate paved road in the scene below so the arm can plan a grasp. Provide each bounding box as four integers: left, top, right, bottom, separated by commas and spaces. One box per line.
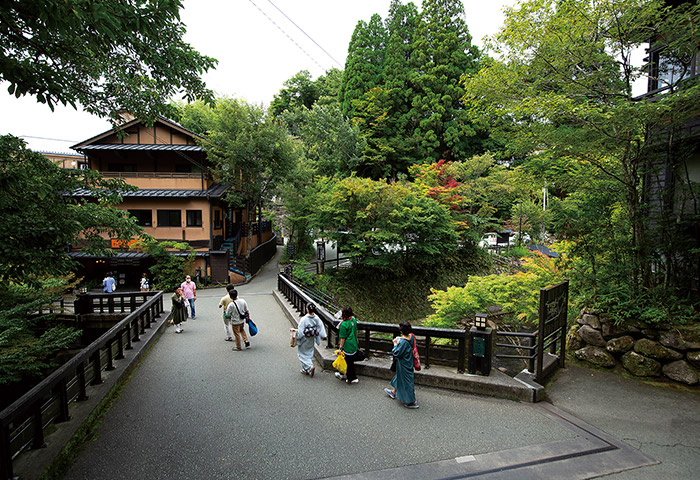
62, 249, 700, 479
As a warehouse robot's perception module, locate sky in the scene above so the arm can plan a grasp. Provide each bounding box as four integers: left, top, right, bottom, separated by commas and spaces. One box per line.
0, 0, 518, 154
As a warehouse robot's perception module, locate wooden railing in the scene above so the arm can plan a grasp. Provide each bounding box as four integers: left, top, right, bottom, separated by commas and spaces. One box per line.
74, 291, 155, 315
278, 273, 469, 372
0, 292, 165, 480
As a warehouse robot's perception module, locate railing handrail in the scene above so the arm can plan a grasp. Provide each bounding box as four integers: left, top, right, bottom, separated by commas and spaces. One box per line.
278, 273, 469, 372
0, 291, 162, 423
0, 291, 165, 479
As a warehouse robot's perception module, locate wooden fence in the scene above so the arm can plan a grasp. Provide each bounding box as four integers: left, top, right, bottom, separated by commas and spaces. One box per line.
0, 291, 165, 480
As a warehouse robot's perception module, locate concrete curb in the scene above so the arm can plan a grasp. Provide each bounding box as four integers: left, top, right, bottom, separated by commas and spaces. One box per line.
12, 310, 171, 480
272, 290, 537, 402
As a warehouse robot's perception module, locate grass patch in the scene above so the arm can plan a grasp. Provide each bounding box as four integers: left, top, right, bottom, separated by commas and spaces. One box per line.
320, 250, 490, 325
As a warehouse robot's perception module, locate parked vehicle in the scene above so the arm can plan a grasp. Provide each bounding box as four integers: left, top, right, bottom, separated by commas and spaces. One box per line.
478, 231, 531, 248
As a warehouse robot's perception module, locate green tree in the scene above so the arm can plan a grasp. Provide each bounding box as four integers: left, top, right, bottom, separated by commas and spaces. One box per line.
315, 176, 458, 274
270, 70, 319, 117
0, 136, 142, 284
178, 98, 301, 255
409, 0, 482, 162
338, 14, 387, 118
281, 104, 364, 177
132, 239, 195, 291
1, 277, 82, 387
463, 0, 700, 301
0, 0, 216, 124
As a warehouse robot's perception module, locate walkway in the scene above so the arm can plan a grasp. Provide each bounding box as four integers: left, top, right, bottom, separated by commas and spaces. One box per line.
61, 250, 700, 479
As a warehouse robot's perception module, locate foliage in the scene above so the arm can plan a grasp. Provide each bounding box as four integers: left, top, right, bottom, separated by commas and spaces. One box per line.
424, 253, 568, 329
338, 14, 387, 118
0, 0, 216, 124
314, 176, 459, 274
270, 68, 343, 117
177, 97, 301, 254
131, 239, 195, 291
0, 136, 143, 285
408, 0, 484, 162
280, 104, 365, 177
321, 246, 488, 324
463, 0, 700, 299
0, 277, 81, 385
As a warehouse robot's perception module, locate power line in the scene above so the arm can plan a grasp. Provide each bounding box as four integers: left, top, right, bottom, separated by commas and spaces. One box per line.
265, 0, 342, 67
247, 0, 324, 71
18, 135, 78, 143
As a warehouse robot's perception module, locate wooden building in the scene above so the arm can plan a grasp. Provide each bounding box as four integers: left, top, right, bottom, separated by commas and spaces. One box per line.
67, 115, 275, 288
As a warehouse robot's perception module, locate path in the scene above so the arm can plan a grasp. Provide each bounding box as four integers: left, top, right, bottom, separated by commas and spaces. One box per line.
61, 249, 699, 479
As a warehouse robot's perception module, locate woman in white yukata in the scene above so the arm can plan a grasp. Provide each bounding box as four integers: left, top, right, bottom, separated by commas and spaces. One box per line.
291, 303, 327, 377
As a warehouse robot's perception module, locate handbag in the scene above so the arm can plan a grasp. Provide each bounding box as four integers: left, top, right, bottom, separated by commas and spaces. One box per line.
332, 351, 347, 375
246, 317, 258, 336
354, 349, 366, 361
390, 356, 397, 372
410, 333, 421, 371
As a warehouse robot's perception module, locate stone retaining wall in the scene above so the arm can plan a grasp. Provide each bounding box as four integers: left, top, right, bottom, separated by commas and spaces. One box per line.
567, 309, 700, 386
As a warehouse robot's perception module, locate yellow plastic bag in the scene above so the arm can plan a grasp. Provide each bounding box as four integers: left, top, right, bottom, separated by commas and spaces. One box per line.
332, 350, 347, 375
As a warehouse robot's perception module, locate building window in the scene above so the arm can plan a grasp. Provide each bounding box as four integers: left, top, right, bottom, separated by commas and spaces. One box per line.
157, 210, 181, 227
128, 209, 152, 227
214, 209, 222, 230
186, 210, 202, 227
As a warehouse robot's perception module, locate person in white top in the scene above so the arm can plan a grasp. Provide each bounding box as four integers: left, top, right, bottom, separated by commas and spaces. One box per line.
225, 289, 250, 351
218, 284, 235, 342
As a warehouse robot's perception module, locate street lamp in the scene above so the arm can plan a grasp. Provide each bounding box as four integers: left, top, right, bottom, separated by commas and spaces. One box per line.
468, 312, 492, 375
475, 312, 488, 330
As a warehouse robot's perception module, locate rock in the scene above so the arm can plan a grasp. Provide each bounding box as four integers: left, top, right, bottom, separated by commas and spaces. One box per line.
687, 351, 700, 369
567, 326, 586, 351
641, 328, 660, 339
621, 351, 662, 377
575, 346, 616, 368
578, 325, 607, 347
579, 314, 601, 329
606, 335, 635, 354
662, 360, 699, 385
634, 338, 681, 360
602, 321, 641, 339
659, 330, 688, 351
634, 338, 665, 358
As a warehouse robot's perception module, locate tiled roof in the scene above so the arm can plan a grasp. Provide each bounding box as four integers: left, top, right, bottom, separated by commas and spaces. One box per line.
76, 144, 203, 151
70, 183, 230, 199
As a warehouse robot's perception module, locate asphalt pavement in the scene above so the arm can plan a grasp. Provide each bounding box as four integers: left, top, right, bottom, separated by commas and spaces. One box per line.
61, 249, 700, 480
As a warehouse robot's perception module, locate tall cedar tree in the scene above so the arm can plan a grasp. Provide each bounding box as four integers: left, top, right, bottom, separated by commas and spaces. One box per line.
409, 0, 482, 163
353, 1, 422, 179
338, 14, 387, 118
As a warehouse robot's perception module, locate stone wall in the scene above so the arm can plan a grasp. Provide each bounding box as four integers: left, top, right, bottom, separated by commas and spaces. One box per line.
567, 309, 700, 386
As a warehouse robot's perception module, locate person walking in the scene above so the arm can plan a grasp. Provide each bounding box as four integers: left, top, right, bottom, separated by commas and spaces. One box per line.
218, 284, 235, 342
335, 306, 360, 384
384, 321, 419, 408
171, 286, 187, 334
290, 303, 327, 377
225, 289, 250, 351
140, 273, 150, 292
180, 274, 197, 319
102, 273, 116, 293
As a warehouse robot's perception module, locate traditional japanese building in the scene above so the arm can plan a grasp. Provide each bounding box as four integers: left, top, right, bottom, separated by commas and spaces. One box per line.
67, 115, 275, 289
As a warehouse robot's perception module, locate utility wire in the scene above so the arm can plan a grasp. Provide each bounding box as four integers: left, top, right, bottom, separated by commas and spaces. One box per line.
18, 135, 78, 143
247, 0, 324, 70
266, 0, 342, 67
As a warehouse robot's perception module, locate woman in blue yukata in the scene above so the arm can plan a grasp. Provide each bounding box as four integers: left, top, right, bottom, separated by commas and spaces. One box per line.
385, 321, 419, 408
291, 303, 327, 377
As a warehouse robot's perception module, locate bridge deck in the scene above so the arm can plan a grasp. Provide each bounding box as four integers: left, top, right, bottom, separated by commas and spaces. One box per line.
34, 250, 696, 480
